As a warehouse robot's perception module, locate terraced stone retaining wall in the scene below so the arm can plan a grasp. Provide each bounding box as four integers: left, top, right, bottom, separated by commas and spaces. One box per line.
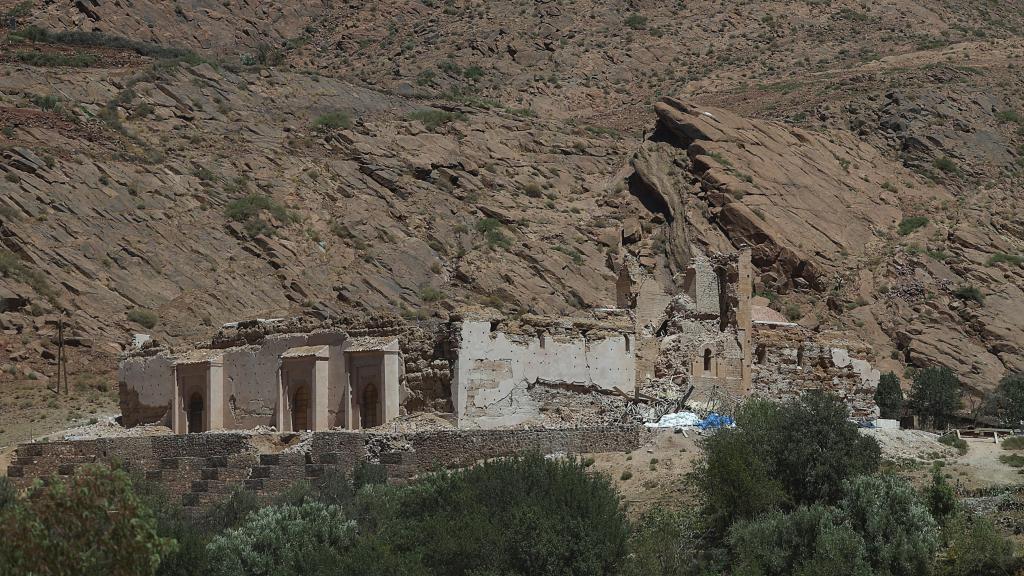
5, 426, 642, 508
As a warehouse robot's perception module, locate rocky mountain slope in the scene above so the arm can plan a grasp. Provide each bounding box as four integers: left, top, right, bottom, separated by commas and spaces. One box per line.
1, 0, 1023, 444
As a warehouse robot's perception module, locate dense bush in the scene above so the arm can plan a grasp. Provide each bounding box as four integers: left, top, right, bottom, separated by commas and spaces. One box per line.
348, 453, 629, 576
696, 393, 880, 532
924, 468, 958, 526
953, 285, 983, 303
476, 217, 511, 249
938, 433, 968, 455
909, 367, 962, 429
206, 502, 354, 576
0, 465, 175, 576
729, 505, 871, 576
224, 193, 296, 237
16, 50, 98, 67
942, 513, 1018, 576
621, 509, 711, 576
840, 475, 939, 576
875, 371, 904, 419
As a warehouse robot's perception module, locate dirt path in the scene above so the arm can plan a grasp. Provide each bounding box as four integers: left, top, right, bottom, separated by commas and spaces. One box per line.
950, 437, 1023, 489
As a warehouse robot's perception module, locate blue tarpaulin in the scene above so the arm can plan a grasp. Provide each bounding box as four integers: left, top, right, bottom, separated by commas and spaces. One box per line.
697, 412, 734, 430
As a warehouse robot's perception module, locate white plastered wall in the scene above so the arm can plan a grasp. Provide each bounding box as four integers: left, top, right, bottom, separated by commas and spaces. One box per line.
453, 321, 636, 427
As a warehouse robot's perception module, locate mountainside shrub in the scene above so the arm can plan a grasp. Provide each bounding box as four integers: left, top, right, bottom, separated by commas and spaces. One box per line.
898, 216, 929, 235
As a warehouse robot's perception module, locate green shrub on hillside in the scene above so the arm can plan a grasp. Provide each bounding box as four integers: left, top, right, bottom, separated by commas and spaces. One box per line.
730, 505, 872, 576
624, 14, 648, 29
476, 217, 511, 249
953, 285, 983, 303
313, 111, 351, 131
15, 51, 98, 67
12, 26, 200, 63
224, 193, 295, 237
1002, 435, 1024, 450
127, 308, 159, 329
938, 433, 968, 455
346, 453, 628, 576
987, 252, 1023, 267
407, 109, 466, 131
839, 475, 939, 576
898, 216, 928, 235
933, 156, 957, 174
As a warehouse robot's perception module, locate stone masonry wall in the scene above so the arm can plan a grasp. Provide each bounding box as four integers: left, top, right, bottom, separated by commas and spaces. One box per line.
752, 326, 880, 417
5, 426, 642, 508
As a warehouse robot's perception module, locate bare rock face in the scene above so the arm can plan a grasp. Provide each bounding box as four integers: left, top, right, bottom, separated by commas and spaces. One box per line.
623, 98, 1023, 399
639, 98, 940, 293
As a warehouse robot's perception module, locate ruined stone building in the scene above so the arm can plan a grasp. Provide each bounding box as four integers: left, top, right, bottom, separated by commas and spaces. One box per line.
119, 248, 881, 433
120, 311, 637, 433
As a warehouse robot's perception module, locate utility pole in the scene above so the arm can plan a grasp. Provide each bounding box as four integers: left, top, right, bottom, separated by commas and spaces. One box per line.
56, 316, 63, 394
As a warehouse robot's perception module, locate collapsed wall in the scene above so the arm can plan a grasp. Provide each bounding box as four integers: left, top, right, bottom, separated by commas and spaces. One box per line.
633, 250, 752, 406
752, 325, 880, 418
5, 427, 643, 507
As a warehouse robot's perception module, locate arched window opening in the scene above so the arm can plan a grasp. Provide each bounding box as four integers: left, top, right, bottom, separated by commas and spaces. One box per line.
187, 392, 204, 434
291, 386, 309, 432
703, 349, 712, 373
756, 344, 767, 364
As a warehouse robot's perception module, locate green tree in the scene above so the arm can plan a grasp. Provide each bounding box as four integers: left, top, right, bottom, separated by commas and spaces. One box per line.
695, 393, 881, 533
909, 367, 962, 429
875, 372, 904, 419
839, 475, 939, 576
728, 505, 872, 576
924, 468, 958, 527
992, 372, 1024, 427
0, 465, 175, 576
206, 501, 354, 576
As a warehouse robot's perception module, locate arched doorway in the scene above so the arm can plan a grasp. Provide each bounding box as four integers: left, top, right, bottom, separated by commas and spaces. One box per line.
361, 381, 379, 429
187, 392, 204, 433
703, 349, 712, 373
291, 386, 309, 432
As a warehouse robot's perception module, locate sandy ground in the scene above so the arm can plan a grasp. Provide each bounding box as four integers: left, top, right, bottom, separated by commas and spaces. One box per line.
586, 429, 702, 517
949, 437, 1023, 488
